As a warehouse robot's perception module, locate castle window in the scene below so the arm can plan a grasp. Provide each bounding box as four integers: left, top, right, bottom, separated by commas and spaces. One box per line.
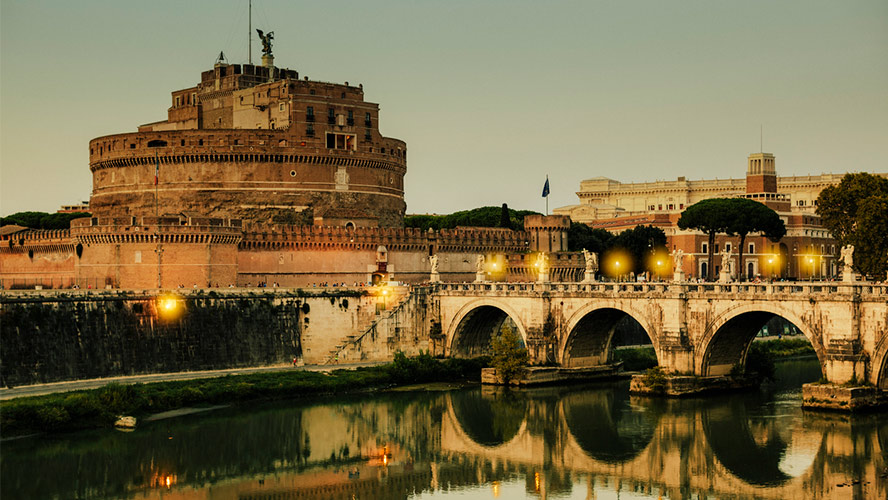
130, 143, 136, 149
667, 204, 674, 210
180, 139, 185, 146
306, 106, 314, 121
702, 243, 708, 254
280, 103, 285, 112
648, 205, 655, 210
658, 204, 662, 210
726, 243, 732, 253
365, 112, 371, 127
749, 243, 755, 254
326, 132, 356, 151
328, 108, 335, 124
234, 139, 241, 145
365, 131, 372, 141
199, 139, 204, 146
347, 110, 354, 126
680, 204, 684, 209
309, 89, 315, 95
306, 124, 314, 136
341, 92, 346, 98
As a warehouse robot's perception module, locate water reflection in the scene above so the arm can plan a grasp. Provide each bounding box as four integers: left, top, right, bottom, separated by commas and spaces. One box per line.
1, 360, 885, 499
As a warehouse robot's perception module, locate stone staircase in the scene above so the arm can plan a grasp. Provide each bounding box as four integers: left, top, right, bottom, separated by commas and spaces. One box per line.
321, 287, 416, 365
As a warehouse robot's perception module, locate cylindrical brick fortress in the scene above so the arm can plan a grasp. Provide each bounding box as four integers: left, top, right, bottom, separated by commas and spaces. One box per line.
88, 61, 407, 227
89, 130, 406, 226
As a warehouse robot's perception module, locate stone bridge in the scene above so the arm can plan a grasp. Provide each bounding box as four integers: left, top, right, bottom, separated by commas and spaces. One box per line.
432, 281, 888, 387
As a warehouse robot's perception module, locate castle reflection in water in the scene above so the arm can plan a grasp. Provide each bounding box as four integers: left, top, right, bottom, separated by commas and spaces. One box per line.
2, 360, 885, 499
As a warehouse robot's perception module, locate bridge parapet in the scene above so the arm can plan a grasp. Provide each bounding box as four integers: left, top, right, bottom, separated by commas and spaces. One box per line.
433, 281, 888, 298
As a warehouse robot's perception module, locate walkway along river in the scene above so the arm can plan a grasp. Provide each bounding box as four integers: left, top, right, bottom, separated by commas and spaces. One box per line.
1, 358, 885, 499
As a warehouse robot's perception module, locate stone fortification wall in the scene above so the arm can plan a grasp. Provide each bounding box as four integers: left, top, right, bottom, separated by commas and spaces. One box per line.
237, 223, 531, 286
0, 229, 77, 289
0, 289, 391, 386
69, 216, 243, 289
89, 129, 407, 226
0, 221, 539, 290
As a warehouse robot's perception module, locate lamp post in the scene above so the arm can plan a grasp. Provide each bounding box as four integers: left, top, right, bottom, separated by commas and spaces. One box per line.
808, 256, 815, 282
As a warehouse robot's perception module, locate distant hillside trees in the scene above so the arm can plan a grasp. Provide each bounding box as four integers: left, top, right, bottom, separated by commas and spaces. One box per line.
404, 206, 540, 231
0, 211, 91, 230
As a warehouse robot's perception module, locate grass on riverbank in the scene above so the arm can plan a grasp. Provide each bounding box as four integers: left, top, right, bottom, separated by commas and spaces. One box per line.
0, 353, 487, 436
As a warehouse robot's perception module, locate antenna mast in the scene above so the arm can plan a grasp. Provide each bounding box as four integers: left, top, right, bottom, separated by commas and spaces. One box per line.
248, 0, 252, 64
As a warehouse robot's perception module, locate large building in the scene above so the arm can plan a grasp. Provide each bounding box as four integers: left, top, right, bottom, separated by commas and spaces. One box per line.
555, 153, 887, 280
89, 54, 407, 227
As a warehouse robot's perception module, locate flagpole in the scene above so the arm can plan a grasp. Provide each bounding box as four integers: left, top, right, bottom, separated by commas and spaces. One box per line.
155, 150, 161, 289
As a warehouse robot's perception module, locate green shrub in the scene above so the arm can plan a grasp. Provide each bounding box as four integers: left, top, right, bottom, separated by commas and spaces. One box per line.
489, 325, 528, 384
642, 366, 668, 394
613, 347, 658, 371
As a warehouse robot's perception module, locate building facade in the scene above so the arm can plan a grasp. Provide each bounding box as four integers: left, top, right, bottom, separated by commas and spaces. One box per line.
554, 153, 878, 280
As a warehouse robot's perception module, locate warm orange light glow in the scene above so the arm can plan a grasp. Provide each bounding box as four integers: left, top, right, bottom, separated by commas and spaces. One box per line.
492, 481, 501, 497
603, 249, 633, 280
155, 294, 183, 320
534, 472, 541, 492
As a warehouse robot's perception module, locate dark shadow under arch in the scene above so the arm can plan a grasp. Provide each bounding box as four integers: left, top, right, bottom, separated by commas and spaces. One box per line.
703, 311, 818, 377
562, 386, 659, 463
563, 309, 653, 368
450, 389, 527, 447
452, 306, 521, 358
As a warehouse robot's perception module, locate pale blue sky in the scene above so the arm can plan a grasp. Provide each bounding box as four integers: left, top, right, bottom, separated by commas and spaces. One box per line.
2, 0, 886, 216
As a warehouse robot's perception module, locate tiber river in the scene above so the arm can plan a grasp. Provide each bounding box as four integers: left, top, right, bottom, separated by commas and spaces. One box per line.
2, 359, 886, 499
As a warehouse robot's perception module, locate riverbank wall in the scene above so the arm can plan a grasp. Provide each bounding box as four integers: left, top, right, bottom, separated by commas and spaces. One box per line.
0, 288, 429, 387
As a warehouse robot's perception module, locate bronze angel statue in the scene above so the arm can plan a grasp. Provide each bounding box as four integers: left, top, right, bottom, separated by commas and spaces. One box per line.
256, 29, 274, 56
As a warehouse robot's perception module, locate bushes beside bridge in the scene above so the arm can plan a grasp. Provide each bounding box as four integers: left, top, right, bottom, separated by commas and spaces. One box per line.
0, 354, 487, 436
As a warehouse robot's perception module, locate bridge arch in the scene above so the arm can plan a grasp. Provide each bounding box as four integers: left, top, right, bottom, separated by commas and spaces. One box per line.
871, 333, 888, 389
559, 303, 659, 368
697, 303, 824, 377
446, 299, 528, 358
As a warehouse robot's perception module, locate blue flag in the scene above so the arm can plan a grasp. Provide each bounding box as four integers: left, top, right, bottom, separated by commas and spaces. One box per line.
542, 177, 550, 197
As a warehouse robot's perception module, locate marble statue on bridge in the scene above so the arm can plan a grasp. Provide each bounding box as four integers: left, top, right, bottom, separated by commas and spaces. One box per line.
474, 255, 486, 283
535, 252, 550, 283
671, 249, 685, 282
719, 247, 733, 283
840, 245, 855, 282
582, 249, 598, 283
429, 254, 440, 283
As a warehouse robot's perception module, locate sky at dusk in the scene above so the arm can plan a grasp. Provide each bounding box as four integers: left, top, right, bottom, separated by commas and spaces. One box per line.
1, 0, 886, 217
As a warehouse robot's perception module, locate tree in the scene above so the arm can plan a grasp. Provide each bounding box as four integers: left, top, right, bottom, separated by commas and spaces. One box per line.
817, 173, 888, 245
723, 198, 785, 281
489, 324, 528, 384
0, 211, 91, 230
612, 225, 667, 275
499, 203, 510, 228
567, 222, 614, 253
817, 173, 888, 277
677, 199, 737, 280
403, 206, 540, 231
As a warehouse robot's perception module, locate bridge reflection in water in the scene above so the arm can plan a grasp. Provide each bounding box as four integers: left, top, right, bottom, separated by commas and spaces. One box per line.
2, 361, 885, 499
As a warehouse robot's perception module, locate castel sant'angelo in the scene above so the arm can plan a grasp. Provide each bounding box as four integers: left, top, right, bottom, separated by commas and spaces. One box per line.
1, 39, 569, 289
